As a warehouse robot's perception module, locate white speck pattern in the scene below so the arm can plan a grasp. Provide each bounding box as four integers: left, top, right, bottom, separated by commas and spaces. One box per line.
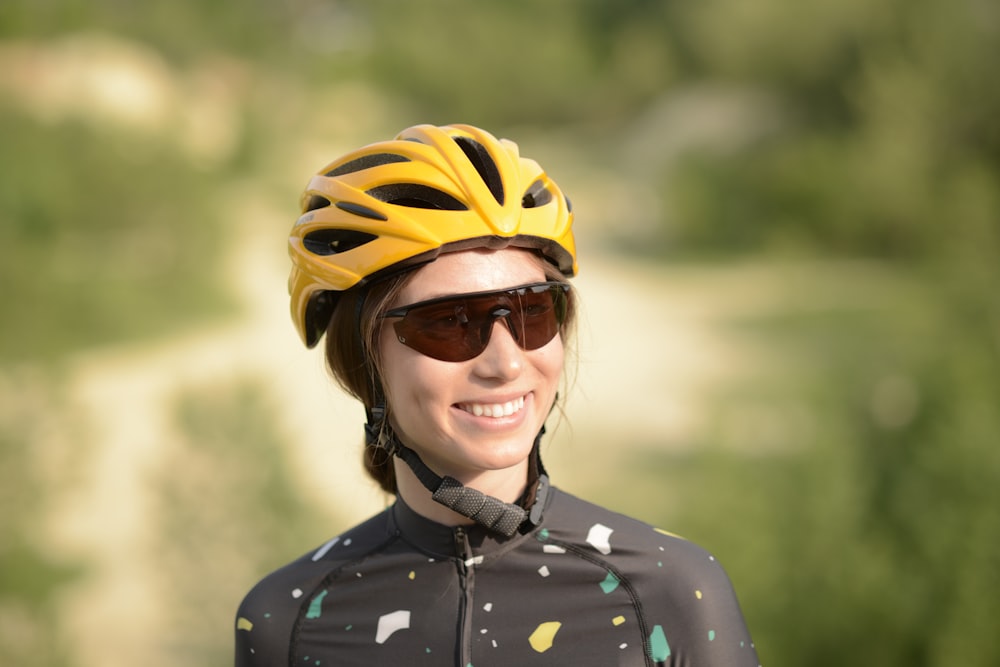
586, 523, 614, 555
311, 536, 340, 561
375, 610, 411, 644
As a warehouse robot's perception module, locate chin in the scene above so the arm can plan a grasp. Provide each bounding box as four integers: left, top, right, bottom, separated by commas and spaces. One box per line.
468, 432, 540, 470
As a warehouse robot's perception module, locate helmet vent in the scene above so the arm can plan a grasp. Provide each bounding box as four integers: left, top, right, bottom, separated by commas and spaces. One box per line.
453, 137, 505, 206
305, 195, 332, 212
325, 153, 410, 177
303, 229, 378, 256
366, 184, 468, 210
336, 201, 388, 221
522, 180, 553, 209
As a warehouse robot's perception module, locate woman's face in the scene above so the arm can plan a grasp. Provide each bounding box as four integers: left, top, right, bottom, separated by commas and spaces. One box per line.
379, 249, 565, 484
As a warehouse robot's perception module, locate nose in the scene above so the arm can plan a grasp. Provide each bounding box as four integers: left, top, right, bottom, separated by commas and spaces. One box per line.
472, 314, 524, 381
479, 306, 519, 345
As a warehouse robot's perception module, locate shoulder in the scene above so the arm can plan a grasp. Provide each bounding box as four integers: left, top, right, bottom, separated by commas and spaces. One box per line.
544, 486, 707, 561
544, 486, 736, 587
233, 509, 394, 666
239, 507, 395, 607
542, 488, 759, 663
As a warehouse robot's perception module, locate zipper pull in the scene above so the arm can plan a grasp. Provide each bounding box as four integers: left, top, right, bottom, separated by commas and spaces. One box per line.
453, 526, 468, 559
455, 526, 483, 568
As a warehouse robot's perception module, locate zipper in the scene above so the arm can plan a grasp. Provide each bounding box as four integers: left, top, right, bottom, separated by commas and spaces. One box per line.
454, 527, 475, 667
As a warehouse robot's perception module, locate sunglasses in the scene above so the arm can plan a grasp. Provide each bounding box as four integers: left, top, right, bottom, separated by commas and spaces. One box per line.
380, 281, 571, 362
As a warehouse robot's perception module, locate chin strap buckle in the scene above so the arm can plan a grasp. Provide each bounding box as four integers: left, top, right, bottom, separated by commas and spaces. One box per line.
364, 405, 386, 446
529, 473, 550, 527
432, 477, 527, 537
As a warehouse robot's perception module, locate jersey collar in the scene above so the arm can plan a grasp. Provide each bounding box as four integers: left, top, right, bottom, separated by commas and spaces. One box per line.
389, 477, 552, 559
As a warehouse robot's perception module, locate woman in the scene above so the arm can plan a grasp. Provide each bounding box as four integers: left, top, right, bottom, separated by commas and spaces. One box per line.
234, 124, 760, 666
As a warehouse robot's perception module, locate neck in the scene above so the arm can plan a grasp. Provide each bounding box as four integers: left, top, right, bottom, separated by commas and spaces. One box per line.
392, 457, 531, 527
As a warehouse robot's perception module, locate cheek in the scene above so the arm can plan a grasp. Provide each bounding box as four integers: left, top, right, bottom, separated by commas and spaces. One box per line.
536, 336, 566, 381
379, 334, 453, 418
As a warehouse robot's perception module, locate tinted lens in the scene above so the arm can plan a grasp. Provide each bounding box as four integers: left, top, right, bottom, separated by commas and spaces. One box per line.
385, 283, 569, 362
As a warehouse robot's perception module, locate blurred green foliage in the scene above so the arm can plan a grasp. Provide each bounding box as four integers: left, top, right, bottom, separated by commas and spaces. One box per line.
0, 373, 83, 667
0, 108, 235, 362
2, 0, 998, 665
644, 0, 1000, 262
153, 382, 328, 666
611, 264, 1000, 665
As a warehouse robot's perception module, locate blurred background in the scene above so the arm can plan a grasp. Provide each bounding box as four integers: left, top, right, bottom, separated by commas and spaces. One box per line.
2, 0, 998, 665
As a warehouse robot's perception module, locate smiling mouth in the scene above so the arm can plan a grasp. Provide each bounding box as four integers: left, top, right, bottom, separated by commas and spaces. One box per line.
457, 395, 526, 418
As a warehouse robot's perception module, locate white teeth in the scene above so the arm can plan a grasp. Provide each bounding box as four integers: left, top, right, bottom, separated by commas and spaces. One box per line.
462, 396, 525, 418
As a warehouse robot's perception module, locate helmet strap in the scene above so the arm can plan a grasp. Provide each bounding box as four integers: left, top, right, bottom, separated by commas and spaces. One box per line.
364, 403, 548, 538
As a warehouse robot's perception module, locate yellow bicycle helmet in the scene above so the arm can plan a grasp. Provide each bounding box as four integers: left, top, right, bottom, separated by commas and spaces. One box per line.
288, 123, 577, 347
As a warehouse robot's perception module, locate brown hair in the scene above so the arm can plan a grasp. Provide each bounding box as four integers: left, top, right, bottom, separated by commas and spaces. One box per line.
324, 253, 577, 494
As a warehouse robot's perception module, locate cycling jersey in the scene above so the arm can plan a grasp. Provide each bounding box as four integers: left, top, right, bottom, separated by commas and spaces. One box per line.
234, 481, 760, 667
